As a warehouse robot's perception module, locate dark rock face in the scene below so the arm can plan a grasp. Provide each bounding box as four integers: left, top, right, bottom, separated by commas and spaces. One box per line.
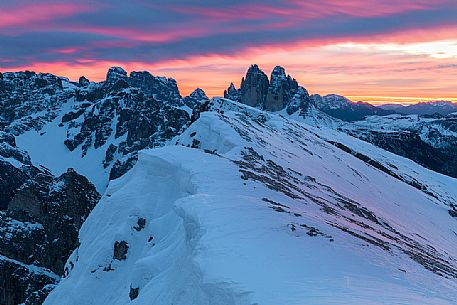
239, 64, 269, 108
59, 68, 191, 179
0, 135, 100, 304
348, 129, 457, 178
286, 87, 313, 116
265, 66, 299, 111
113, 241, 129, 260
129, 286, 139, 300
109, 155, 138, 181
223, 83, 239, 102
0, 72, 70, 135
129, 71, 182, 106
105, 67, 128, 86
183, 88, 209, 109
225, 64, 313, 114
0, 259, 56, 305
78, 76, 90, 87
0, 162, 28, 210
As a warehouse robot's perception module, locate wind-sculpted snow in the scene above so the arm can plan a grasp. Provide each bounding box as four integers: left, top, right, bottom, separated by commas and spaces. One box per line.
46, 100, 457, 304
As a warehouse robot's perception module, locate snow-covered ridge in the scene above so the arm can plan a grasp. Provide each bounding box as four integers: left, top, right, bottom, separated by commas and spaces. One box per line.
45, 102, 457, 304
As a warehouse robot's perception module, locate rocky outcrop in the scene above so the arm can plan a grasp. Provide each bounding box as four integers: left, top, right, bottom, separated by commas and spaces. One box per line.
0, 72, 70, 135
0, 134, 100, 304
265, 66, 299, 111
105, 67, 128, 87
0, 258, 57, 305
223, 83, 239, 102
129, 71, 182, 106
78, 76, 90, 87
183, 88, 209, 109
239, 64, 269, 108
224, 64, 313, 114
59, 68, 191, 179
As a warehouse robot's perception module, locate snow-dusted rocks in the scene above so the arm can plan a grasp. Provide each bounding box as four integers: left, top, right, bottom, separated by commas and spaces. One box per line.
2, 67, 192, 192
0, 71, 71, 135
183, 88, 209, 109
223, 82, 239, 102
340, 114, 457, 178
0, 133, 100, 304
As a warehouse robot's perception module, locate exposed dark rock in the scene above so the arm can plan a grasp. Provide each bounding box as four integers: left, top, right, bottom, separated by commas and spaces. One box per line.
183, 88, 209, 109
103, 144, 118, 168
265, 66, 299, 111
0, 72, 70, 135
129, 286, 139, 300
106, 67, 127, 86
133, 217, 146, 231
344, 127, 457, 179
225, 64, 313, 114
0, 134, 100, 304
78, 76, 90, 87
0, 258, 57, 305
109, 155, 138, 181
61, 108, 85, 123
129, 71, 182, 106
5, 168, 100, 274
113, 241, 129, 260
110, 79, 129, 92
0, 162, 28, 210
239, 64, 269, 108
224, 82, 240, 102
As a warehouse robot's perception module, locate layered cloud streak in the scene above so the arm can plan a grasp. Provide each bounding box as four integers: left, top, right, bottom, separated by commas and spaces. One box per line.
1, 0, 456, 101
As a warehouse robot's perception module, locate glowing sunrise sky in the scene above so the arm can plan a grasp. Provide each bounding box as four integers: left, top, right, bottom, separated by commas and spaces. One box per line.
1, 0, 457, 104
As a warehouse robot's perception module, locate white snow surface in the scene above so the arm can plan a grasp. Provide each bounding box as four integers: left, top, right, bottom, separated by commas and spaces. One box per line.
15, 99, 121, 192
44, 103, 457, 304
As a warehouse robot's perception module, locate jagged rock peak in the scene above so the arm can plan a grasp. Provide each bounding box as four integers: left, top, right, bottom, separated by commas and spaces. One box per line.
265, 66, 299, 111
106, 66, 128, 84
189, 88, 208, 100
271, 65, 286, 79
79, 76, 90, 87
183, 88, 209, 109
239, 64, 269, 107
224, 82, 240, 102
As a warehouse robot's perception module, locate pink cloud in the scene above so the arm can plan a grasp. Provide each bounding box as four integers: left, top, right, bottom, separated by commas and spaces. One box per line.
172, 0, 449, 22
0, 3, 93, 29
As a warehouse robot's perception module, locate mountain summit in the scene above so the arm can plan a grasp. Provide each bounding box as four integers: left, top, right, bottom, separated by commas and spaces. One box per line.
224, 65, 313, 114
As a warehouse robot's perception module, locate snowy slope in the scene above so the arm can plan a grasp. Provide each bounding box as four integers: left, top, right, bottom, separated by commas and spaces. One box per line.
45, 100, 457, 305
16, 97, 123, 192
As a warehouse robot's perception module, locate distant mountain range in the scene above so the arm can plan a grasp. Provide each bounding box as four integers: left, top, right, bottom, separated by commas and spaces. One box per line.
379, 101, 457, 116
223, 65, 456, 121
